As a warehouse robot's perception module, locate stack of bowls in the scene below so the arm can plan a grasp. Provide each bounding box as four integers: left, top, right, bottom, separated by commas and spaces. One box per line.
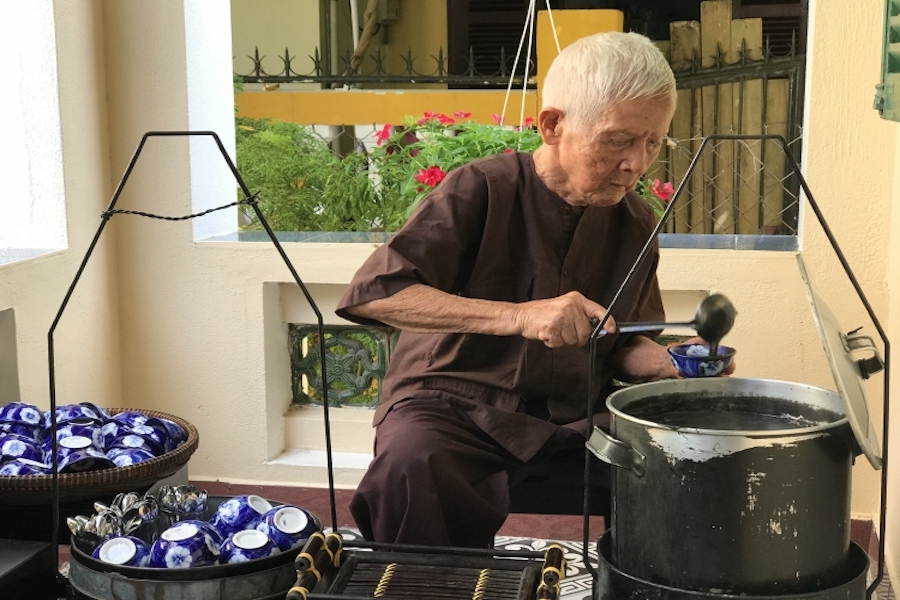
0, 402, 52, 476
0, 401, 188, 476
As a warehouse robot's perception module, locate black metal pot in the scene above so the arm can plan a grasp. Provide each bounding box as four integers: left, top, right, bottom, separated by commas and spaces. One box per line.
587, 378, 858, 596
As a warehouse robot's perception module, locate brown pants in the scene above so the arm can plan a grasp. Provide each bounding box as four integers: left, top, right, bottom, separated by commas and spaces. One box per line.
350, 397, 611, 547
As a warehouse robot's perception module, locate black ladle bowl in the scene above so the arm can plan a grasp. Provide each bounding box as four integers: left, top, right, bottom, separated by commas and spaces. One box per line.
593, 293, 737, 355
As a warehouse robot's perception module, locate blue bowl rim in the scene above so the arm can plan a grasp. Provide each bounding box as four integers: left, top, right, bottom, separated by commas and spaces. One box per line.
667, 344, 736, 359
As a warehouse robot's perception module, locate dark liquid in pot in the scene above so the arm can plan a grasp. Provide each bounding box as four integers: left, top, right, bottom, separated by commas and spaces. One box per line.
622, 393, 844, 430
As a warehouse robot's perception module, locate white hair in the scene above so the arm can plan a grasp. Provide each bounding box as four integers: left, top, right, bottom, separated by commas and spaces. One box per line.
541, 32, 676, 128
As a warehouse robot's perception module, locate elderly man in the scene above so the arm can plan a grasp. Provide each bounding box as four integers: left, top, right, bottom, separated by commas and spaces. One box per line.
336, 31, 680, 547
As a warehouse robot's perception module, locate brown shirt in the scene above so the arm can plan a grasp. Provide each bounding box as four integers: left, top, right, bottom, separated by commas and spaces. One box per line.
337, 152, 664, 461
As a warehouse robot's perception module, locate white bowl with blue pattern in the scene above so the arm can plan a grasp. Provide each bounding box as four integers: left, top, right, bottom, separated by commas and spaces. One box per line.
107, 447, 156, 468
110, 411, 148, 429
0, 434, 44, 463
0, 403, 44, 427
55, 436, 115, 474
43, 420, 104, 452
0, 458, 49, 476
220, 529, 280, 564
0, 422, 40, 441
145, 417, 186, 451
149, 522, 219, 568
93, 536, 151, 567
42, 404, 103, 428
252, 505, 318, 551
106, 434, 160, 457
209, 494, 272, 536
668, 344, 736, 378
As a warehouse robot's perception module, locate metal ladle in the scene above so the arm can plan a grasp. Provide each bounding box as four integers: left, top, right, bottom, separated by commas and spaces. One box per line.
594, 293, 737, 356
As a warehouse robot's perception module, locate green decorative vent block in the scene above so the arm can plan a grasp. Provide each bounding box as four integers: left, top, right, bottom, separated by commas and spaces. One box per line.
289, 324, 398, 408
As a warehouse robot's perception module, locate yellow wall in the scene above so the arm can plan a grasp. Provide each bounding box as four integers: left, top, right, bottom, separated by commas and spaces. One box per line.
361, 0, 446, 89
535, 9, 624, 90
236, 89, 537, 125
231, 0, 321, 91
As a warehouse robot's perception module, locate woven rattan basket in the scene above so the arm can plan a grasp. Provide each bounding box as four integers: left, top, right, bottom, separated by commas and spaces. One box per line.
0, 408, 199, 505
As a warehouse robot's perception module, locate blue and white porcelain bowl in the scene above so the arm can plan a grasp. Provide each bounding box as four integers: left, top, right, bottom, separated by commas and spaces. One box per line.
111, 411, 148, 429
107, 434, 160, 457
145, 417, 186, 451
56, 436, 114, 473
92, 536, 152, 567
252, 505, 318, 551
0, 422, 40, 441
108, 447, 156, 468
42, 404, 102, 429
150, 522, 219, 568
0, 458, 49, 476
126, 424, 167, 455
0, 403, 44, 427
0, 434, 44, 463
79, 402, 112, 423
668, 344, 736, 378
44, 420, 104, 451
220, 530, 279, 564
209, 495, 272, 536
99, 421, 130, 450
178, 519, 226, 548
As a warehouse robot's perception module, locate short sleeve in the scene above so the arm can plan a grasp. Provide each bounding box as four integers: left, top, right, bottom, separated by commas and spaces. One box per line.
335, 162, 491, 326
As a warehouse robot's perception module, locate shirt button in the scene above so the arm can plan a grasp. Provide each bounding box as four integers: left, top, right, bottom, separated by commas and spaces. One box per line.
563, 269, 570, 278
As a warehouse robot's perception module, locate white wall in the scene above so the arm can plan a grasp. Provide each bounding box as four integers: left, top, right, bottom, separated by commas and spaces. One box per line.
0, 1, 121, 414
0, 1, 66, 255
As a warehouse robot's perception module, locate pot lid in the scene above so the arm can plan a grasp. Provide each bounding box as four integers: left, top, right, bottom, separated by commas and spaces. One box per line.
797, 256, 883, 469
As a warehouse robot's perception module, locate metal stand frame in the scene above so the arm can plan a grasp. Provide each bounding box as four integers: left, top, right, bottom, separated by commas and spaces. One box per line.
46, 131, 338, 581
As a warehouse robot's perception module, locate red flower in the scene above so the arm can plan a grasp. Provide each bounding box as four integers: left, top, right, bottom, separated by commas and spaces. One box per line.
418, 111, 455, 126
491, 113, 504, 125
375, 124, 392, 146
415, 166, 447, 188
453, 111, 472, 119
523, 116, 535, 128
504, 148, 514, 154
650, 179, 675, 201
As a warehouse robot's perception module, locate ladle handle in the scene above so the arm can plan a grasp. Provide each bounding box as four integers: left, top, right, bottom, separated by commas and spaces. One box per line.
590, 319, 693, 336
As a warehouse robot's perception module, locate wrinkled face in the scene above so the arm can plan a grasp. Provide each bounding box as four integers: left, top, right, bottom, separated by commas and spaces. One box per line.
551, 95, 676, 208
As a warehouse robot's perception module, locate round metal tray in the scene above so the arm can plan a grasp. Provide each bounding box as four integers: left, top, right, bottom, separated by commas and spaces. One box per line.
69, 496, 320, 588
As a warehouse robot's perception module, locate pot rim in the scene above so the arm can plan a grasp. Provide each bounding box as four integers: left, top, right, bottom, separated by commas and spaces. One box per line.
607, 377, 849, 438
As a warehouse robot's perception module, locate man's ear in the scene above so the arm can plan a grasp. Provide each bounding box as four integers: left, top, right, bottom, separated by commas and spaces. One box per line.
538, 108, 564, 145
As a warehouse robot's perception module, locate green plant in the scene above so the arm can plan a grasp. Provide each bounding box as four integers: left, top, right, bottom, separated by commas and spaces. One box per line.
235, 111, 542, 233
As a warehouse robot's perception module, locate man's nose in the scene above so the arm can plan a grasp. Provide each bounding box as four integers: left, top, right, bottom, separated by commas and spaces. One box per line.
619, 144, 651, 173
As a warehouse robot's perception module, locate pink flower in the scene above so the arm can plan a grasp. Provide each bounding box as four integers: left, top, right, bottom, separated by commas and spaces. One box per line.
650, 179, 674, 201
415, 166, 447, 188
375, 124, 392, 146
491, 113, 504, 125
453, 111, 472, 119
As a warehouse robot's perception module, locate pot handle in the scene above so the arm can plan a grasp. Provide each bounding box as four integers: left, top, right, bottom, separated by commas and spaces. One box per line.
586, 427, 646, 477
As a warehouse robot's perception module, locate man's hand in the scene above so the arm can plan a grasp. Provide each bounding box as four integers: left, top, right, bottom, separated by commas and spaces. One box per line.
513, 291, 616, 348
